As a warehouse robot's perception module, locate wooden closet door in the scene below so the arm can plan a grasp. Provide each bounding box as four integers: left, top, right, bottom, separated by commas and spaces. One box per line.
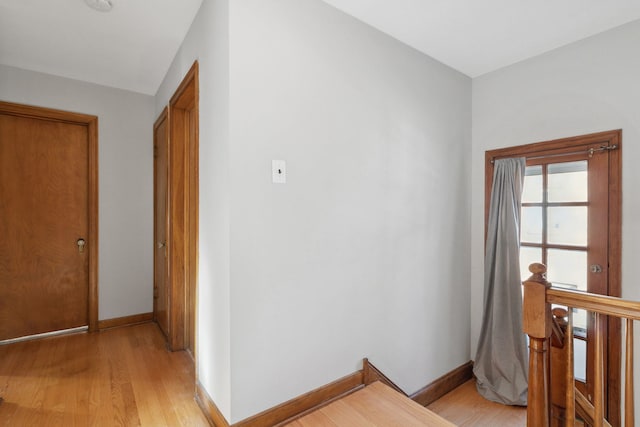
153, 109, 169, 338
0, 111, 90, 340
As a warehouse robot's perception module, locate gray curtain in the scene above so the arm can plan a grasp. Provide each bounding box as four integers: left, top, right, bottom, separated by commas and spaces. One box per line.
473, 157, 528, 406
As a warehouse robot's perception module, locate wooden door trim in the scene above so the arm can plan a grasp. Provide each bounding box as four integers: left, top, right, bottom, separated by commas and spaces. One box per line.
485, 129, 622, 241
484, 129, 622, 425
605, 130, 622, 426
167, 61, 199, 353
0, 100, 99, 332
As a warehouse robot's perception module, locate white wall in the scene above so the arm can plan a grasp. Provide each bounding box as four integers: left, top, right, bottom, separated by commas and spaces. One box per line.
155, 0, 232, 418
471, 19, 640, 406
0, 64, 155, 320
228, 0, 471, 421
159, 0, 471, 421
157, 0, 472, 422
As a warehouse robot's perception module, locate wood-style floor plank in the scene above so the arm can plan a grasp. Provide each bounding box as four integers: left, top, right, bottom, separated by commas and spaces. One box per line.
0, 323, 208, 426
322, 399, 379, 426
287, 408, 342, 427
366, 382, 456, 425
289, 378, 529, 427
427, 379, 526, 427
1, 325, 530, 426
285, 381, 454, 427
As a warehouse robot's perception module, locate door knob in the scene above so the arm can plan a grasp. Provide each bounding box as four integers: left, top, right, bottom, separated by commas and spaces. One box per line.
77, 238, 86, 253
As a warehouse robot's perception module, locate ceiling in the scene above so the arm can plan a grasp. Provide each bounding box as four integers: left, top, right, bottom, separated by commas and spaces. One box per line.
1, 1, 640, 95
323, 0, 640, 77
0, 0, 203, 95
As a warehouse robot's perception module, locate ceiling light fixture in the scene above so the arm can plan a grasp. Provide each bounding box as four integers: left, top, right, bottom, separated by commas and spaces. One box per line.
84, 0, 113, 12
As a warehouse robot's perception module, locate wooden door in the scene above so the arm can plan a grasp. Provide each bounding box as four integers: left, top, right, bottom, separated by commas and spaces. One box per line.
154, 108, 169, 338
0, 102, 98, 341
153, 62, 198, 354
486, 130, 622, 424
521, 153, 608, 400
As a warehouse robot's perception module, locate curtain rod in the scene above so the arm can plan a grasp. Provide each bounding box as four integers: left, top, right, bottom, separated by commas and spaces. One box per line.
490, 144, 618, 164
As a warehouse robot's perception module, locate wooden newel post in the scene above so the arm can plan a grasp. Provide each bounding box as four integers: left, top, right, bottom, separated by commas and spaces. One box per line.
523, 263, 552, 427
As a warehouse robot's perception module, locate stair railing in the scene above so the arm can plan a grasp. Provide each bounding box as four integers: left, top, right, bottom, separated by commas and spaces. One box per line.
523, 263, 639, 427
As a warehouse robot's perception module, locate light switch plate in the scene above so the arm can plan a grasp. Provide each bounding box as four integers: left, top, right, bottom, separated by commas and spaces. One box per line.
272, 160, 286, 183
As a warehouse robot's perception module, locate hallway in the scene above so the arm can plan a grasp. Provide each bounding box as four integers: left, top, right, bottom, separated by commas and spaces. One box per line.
0, 321, 530, 426
0, 323, 207, 426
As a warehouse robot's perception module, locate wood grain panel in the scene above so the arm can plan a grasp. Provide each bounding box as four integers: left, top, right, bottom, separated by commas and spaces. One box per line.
0, 102, 98, 334
187, 105, 198, 357
427, 380, 526, 426
168, 97, 187, 350
166, 60, 199, 353
605, 130, 622, 427
98, 312, 153, 330
153, 107, 170, 338
1, 108, 87, 340
0, 323, 208, 426
87, 115, 99, 332
286, 382, 454, 427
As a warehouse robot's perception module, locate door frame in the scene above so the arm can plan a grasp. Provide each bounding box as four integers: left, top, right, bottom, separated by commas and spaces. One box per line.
166, 61, 199, 353
0, 100, 99, 332
485, 129, 622, 425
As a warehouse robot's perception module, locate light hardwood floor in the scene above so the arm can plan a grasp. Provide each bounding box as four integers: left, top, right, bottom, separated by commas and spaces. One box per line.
0, 323, 528, 426
285, 381, 455, 427
286, 379, 527, 427
0, 323, 208, 426
427, 379, 526, 426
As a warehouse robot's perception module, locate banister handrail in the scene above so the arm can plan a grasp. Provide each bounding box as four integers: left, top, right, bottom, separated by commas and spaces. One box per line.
547, 287, 640, 320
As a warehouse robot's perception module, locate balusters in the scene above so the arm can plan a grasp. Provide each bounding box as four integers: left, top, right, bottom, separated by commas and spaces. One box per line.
565, 309, 575, 426
625, 319, 634, 427
522, 262, 640, 427
594, 313, 604, 427
550, 306, 569, 426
